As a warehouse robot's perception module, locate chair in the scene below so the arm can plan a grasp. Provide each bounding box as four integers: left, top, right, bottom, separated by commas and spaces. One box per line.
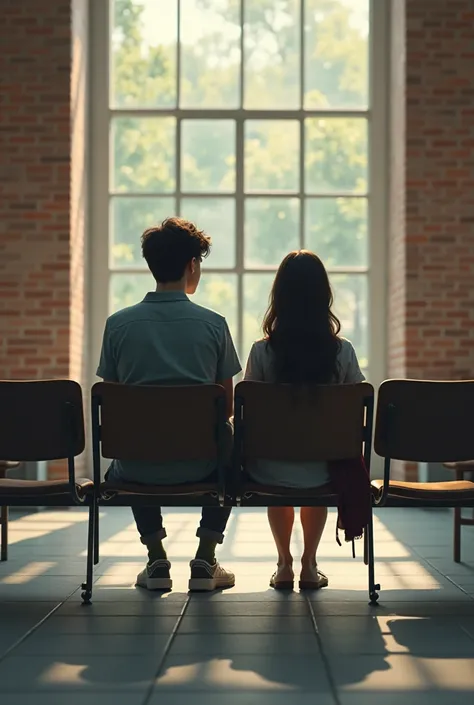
88, 382, 229, 603
444, 461, 474, 562
0, 461, 20, 561
373, 381, 474, 552
232, 381, 379, 602
0, 380, 93, 587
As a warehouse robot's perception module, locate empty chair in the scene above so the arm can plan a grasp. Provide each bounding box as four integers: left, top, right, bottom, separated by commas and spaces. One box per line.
232, 380, 379, 602
88, 382, 230, 602
373, 380, 474, 558
0, 380, 93, 586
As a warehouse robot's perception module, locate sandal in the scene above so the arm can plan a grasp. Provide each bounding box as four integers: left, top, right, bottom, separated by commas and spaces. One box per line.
269, 565, 294, 591
299, 567, 328, 591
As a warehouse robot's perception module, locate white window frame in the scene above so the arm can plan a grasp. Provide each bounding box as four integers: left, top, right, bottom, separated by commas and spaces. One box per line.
89, 0, 389, 393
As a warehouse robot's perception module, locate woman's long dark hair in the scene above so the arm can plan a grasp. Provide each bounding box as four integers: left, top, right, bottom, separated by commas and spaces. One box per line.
263, 250, 342, 384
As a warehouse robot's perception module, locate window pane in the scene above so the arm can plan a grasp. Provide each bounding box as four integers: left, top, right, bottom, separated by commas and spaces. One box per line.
181, 198, 235, 268
112, 117, 176, 193
243, 273, 274, 362
110, 0, 177, 108
305, 198, 367, 267
305, 0, 369, 109
332, 274, 368, 368
181, 120, 236, 193
245, 121, 299, 193
245, 198, 299, 268
192, 274, 238, 344
110, 273, 154, 313
180, 0, 240, 108
244, 0, 300, 108
111, 197, 175, 268
305, 118, 367, 194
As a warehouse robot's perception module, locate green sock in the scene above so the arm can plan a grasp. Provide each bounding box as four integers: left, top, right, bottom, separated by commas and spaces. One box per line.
146, 539, 167, 563
195, 538, 218, 565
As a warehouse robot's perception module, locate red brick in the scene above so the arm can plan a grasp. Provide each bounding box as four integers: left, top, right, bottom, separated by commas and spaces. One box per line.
388, 1, 474, 479
0, 0, 88, 478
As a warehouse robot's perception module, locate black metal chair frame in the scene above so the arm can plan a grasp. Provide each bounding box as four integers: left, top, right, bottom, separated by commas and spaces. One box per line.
446, 463, 474, 562
84, 383, 229, 604
231, 383, 380, 604
0, 461, 19, 562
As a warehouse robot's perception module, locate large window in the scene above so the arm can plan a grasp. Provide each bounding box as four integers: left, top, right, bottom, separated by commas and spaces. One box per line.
91, 0, 387, 378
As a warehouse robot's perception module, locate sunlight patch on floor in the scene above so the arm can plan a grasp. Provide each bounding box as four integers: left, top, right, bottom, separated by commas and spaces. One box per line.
1, 561, 56, 584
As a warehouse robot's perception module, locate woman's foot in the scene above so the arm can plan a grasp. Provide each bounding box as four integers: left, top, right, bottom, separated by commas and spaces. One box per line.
270, 563, 294, 590
299, 563, 328, 591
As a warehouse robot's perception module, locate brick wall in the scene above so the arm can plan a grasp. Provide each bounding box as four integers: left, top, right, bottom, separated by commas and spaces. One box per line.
387, 0, 407, 480
388, 0, 474, 480
0, 0, 88, 478
405, 0, 474, 381
388, 0, 407, 384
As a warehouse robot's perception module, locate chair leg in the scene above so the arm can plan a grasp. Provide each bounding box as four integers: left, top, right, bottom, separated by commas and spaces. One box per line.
363, 527, 369, 566
366, 509, 380, 605
453, 506, 461, 563
81, 501, 95, 604
93, 501, 100, 565
0, 506, 8, 562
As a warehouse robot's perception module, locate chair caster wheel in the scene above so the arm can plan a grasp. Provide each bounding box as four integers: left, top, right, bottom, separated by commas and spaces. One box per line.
81, 590, 92, 604
369, 591, 379, 605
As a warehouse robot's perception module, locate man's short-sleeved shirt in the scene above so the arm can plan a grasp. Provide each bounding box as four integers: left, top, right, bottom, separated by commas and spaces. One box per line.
97, 291, 241, 484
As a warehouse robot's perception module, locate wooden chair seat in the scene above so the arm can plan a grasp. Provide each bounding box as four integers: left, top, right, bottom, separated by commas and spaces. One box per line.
0, 477, 93, 499
371, 478, 474, 504
241, 481, 336, 499
98, 481, 221, 507
100, 481, 219, 500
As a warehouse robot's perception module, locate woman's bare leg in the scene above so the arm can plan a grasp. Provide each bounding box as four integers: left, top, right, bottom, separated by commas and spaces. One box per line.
300, 506, 328, 579
267, 506, 295, 581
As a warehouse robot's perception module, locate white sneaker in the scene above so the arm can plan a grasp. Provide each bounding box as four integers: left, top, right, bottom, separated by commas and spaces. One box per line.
188, 559, 235, 592
136, 559, 172, 591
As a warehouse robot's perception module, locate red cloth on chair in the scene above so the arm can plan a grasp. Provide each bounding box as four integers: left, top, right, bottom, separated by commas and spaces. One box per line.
328, 456, 371, 546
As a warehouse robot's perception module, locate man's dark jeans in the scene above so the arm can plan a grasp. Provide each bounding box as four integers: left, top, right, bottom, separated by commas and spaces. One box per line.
133, 500, 232, 546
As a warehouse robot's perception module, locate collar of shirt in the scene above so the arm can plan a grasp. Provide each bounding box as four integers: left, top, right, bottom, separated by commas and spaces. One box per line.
142, 291, 189, 304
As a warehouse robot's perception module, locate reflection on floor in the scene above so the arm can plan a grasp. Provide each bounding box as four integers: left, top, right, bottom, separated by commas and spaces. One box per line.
0, 506, 474, 704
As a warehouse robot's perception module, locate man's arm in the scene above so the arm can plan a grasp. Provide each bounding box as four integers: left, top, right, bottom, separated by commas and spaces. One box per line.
218, 377, 234, 420
216, 320, 241, 419
96, 320, 118, 383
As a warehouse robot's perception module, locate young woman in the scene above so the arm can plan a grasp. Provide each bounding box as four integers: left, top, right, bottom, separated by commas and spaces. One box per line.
244, 250, 365, 591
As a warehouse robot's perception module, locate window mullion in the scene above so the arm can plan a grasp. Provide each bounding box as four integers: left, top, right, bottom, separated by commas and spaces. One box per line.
299, 0, 305, 250
236, 118, 244, 358
236, 0, 245, 358
176, 0, 181, 216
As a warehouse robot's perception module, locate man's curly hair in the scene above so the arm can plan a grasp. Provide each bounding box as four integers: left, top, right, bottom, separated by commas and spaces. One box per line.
141, 217, 211, 283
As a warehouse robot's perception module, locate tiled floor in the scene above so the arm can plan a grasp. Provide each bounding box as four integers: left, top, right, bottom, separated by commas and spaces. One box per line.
1, 506, 474, 704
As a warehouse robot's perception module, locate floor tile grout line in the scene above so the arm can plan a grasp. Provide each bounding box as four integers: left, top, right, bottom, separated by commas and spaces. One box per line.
0, 585, 84, 665
141, 594, 191, 705
305, 595, 342, 705
411, 546, 474, 601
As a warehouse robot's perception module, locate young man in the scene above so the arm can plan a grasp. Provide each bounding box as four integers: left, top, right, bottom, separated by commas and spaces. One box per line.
97, 217, 241, 592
